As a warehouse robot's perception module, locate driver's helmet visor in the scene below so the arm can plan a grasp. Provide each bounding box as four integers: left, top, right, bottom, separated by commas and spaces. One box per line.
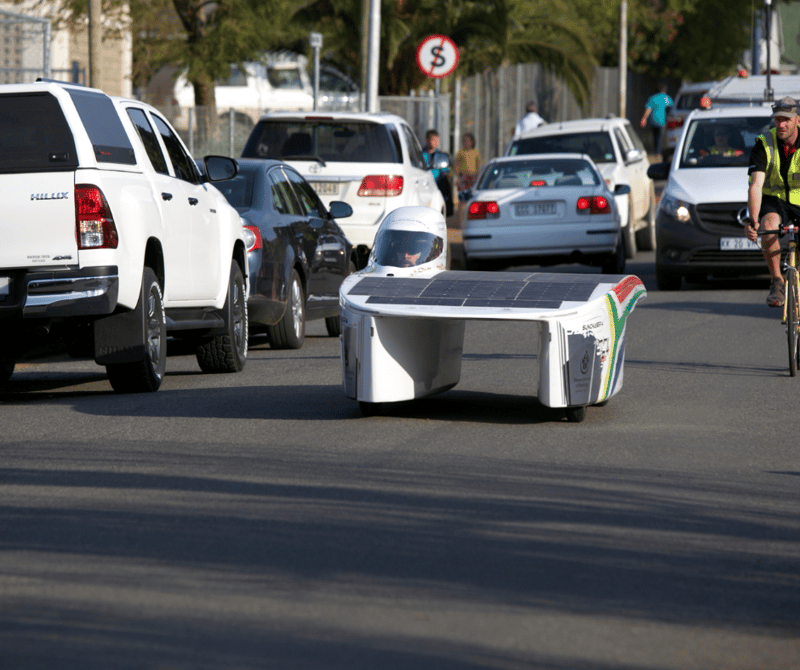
372, 230, 444, 268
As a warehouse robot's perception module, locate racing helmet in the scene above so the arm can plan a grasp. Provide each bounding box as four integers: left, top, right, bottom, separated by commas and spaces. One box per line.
368, 206, 448, 275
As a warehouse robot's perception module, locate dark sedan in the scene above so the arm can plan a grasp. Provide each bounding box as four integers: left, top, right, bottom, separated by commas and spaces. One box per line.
211, 158, 356, 349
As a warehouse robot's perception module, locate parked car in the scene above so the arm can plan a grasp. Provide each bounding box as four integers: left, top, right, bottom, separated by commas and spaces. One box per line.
460, 154, 630, 274
240, 111, 446, 266
647, 104, 773, 290
208, 158, 357, 348
663, 80, 716, 163
506, 117, 656, 258
317, 65, 360, 111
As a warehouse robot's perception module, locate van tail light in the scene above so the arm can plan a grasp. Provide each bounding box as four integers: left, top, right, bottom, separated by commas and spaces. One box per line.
577, 196, 610, 214
358, 175, 403, 196
75, 185, 118, 249
243, 224, 262, 252
468, 201, 500, 219
666, 118, 684, 129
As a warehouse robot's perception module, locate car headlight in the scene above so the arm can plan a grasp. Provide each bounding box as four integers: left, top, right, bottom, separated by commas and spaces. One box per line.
660, 193, 692, 224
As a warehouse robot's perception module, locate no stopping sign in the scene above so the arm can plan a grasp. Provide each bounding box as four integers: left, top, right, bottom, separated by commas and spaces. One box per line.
416, 35, 459, 79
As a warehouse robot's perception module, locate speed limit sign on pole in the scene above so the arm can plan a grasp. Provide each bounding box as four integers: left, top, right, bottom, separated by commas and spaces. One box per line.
416, 35, 459, 79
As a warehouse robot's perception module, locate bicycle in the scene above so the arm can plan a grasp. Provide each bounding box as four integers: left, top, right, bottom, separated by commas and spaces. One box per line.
744, 214, 800, 376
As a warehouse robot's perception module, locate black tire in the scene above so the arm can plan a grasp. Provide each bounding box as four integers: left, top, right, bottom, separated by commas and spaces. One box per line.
787, 271, 799, 377
601, 237, 626, 274
624, 198, 637, 259
325, 260, 356, 337
267, 269, 305, 350
196, 260, 248, 373
635, 183, 657, 251
106, 267, 166, 393
565, 406, 587, 422
0, 358, 14, 385
656, 264, 682, 291
359, 401, 383, 417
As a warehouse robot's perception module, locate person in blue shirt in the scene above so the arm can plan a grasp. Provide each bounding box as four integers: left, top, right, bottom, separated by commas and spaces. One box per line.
639, 83, 673, 155
422, 129, 453, 216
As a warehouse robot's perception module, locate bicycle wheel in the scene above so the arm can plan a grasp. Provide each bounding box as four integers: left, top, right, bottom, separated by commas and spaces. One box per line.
787, 269, 799, 377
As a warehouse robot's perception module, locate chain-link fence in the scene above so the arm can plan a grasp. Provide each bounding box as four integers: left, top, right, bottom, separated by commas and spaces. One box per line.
0, 9, 50, 84
151, 64, 656, 159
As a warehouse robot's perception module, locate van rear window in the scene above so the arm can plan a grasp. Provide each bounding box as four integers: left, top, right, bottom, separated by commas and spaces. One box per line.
0, 92, 78, 173
242, 120, 400, 163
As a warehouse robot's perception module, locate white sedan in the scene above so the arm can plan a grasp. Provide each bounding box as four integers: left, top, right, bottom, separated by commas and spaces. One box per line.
461, 154, 630, 274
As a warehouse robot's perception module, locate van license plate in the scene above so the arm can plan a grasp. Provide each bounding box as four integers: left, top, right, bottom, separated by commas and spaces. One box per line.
720, 237, 760, 251
0, 277, 9, 295
312, 182, 339, 196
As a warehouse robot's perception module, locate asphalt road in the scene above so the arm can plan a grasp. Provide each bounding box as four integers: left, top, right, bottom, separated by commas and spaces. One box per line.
1, 251, 798, 670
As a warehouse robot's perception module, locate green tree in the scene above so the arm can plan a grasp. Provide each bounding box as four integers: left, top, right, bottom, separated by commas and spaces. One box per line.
292, 0, 596, 106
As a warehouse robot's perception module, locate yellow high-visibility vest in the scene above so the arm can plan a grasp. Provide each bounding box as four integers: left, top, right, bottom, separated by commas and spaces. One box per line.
758, 128, 800, 204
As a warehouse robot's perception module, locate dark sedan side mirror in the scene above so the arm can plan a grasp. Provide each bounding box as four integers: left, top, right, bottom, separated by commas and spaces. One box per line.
647, 162, 670, 181
203, 155, 239, 181
614, 184, 631, 196
329, 200, 353, 219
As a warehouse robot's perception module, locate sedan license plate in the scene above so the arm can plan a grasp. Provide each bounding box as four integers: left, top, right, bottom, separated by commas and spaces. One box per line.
0, 277, 8, 296
311, 181, 339, 196
514, 202, 556, 217
719, 237, 760, 251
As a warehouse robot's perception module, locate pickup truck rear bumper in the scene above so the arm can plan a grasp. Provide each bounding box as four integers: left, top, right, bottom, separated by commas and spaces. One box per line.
0, 266, 119, 319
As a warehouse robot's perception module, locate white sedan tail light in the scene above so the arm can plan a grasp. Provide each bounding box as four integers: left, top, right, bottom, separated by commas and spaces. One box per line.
468, 201, 500, 220
576, 196, 610, 215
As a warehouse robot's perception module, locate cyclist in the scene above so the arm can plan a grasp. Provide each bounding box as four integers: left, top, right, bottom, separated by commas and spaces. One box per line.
746, 96, 800, 307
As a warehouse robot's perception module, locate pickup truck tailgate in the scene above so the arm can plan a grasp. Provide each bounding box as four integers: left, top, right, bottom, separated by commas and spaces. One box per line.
2, 173, 77, 269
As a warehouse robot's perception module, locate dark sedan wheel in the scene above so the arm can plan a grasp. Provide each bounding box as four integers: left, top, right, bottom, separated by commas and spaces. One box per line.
197, 260, 248, 373
267, 269, 305, 349
325, 260, 356, 337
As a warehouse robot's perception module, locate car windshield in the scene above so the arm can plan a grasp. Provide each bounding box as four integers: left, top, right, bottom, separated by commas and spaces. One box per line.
214, 168, 255, 210
679, 116, 772, 168
509, 131, 615, 164
477, 159, 600, 190
242, 120, 399, 163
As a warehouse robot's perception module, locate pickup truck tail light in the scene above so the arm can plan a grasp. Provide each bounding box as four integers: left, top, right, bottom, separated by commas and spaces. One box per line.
577, 196, 610, 214
468, 201, 500, 219
358, 175, 403, 196
666, 118, 684, 130
75, 185, 118, 249
243, 224, 262, 252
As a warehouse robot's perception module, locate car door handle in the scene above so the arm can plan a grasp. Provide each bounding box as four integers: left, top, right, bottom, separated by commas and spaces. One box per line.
188, 197, 198, 206
161, 192, 173, 201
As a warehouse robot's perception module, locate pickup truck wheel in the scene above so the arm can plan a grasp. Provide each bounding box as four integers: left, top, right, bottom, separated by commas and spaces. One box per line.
325, 260, 356, 337
196, 261, 248, 373
267, 269, 305, 349
106, 268, 166, 393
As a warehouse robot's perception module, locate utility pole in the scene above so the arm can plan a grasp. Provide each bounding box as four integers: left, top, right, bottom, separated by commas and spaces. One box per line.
365, 0, 380, 112
88, 0, 101, 88
618, 0, 627, 118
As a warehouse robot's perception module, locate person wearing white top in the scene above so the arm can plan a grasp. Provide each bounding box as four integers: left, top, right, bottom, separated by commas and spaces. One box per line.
513, 102, 545, 138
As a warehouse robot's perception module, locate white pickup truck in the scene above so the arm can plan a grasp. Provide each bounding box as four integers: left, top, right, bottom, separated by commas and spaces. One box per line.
0, 80, 249, 392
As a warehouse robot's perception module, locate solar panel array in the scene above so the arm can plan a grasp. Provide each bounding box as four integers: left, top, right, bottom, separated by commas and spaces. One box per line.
348, 271, 608, 309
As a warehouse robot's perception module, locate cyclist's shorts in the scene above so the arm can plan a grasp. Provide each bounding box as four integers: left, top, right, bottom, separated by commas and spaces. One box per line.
759, 195, 800, 224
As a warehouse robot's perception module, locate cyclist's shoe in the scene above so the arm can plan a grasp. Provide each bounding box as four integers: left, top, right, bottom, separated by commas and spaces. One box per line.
767, 277, 785, 307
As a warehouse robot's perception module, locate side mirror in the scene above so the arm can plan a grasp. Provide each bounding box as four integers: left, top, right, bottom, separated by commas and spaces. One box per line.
614, 184, 631, 196
647, 162, 670, 181
329, 200, 353, 219
204, 155, 238, 181
624, 148, 645, 164
458, 189, 472, 202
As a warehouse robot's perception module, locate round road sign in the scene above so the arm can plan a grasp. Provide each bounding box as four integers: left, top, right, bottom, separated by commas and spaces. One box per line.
416, 35, 459, 79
